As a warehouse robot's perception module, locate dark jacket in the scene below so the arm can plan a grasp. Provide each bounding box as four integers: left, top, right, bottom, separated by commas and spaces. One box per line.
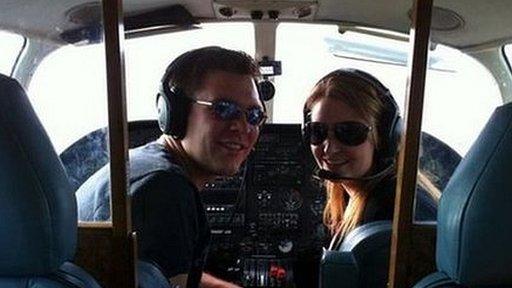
362, 175, 437, 224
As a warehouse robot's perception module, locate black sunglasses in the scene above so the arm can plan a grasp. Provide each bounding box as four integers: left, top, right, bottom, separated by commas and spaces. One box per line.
193, 99, 267, 127
307, 121, 372, 146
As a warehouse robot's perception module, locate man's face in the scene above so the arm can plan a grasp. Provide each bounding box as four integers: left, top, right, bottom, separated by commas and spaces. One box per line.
181, 70, 262, 176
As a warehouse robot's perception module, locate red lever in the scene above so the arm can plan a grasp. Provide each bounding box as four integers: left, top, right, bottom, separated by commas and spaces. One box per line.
269, 265, 279, 278
277, 267, 286, 280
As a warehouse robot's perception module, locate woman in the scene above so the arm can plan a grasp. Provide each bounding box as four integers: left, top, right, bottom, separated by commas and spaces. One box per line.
302, 69, 438, 250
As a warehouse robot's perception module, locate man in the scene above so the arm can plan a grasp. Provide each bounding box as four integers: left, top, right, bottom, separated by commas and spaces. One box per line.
77, 46, 266, 288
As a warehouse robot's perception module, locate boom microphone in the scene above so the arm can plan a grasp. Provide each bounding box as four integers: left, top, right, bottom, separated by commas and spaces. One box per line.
314, 159, 395, 182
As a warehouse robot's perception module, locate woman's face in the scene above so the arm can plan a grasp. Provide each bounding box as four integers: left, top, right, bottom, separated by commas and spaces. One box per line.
310, 97, 375, 179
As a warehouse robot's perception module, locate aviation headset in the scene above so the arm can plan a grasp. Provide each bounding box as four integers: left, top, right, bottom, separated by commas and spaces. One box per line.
156, 77, 189, 139
302, 68, 403, 164
156, 49, 268, 140
156, 76, 190, 139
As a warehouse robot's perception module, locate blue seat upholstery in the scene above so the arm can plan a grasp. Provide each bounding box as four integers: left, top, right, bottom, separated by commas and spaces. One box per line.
0, 74, 101, 287
320, 221, 392, 288
138, 261, 177, 288
414, 102, 512, 287
0, 75, 173, 288
414, 272, 459, 287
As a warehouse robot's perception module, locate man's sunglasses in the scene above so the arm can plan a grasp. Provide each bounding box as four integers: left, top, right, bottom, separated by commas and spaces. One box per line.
306, 121, 372, 146
193, 99, 267, 127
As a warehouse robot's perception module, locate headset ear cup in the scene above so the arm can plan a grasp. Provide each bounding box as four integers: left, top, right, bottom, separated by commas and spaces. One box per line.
156, 85, 189, 139
302, 124, 311, 145
388, 116, 404, 158
169, 89, 189, 139
378, 106, 402, 160
156, 93, 172, 135
302, 110, 312, 145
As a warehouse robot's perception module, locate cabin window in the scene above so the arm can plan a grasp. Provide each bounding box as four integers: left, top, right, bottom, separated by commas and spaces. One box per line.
124, 22, 255, 123
28, 22, 254, 153
273, 23, 501, 157
28, 42, 109, 153
0, 30, 24, 76
503, 44, 512, 74
274, 23, 501, 217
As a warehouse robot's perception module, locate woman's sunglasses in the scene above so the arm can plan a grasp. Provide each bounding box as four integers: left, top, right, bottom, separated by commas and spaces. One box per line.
306, 121, 372, 146
193, 99, 267, 127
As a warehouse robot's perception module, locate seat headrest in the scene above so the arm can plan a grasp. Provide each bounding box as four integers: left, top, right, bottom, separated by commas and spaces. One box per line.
0, 74, 77, 275
321, 221, 391, 288
339, 220, 392, 253
437, 102, 512, 285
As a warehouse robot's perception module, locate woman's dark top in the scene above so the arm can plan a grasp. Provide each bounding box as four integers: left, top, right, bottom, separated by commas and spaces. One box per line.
362, 176, 437, 224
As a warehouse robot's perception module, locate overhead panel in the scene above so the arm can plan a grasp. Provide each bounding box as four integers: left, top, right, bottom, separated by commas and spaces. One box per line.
213, 0, 318, 21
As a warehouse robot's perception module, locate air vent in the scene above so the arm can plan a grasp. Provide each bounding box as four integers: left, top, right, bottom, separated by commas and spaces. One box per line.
65, 2, 102, 26
431, 6, 464, 31
408, 6, 464, 32
214, 0, 318, 20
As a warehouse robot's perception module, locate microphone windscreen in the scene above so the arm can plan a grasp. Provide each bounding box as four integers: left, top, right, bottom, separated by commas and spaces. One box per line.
317, 169, 343, 180
315, 159, 395, 182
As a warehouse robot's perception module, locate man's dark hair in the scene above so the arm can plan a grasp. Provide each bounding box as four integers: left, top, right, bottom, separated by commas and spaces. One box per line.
162, 46, 260, 97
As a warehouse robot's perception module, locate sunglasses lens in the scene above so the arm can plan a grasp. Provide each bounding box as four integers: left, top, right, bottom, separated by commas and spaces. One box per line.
309, 123, 328, 145
247, 107, 265, 126
213, 101, 240, 120
334, 122, 370, 146
213, 100, 265, 127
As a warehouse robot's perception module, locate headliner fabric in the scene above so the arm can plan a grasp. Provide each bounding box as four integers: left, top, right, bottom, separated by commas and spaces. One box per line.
0, 74, 77, 275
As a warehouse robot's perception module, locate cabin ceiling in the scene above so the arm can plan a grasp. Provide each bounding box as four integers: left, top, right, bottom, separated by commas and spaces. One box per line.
1, 0, 511, 49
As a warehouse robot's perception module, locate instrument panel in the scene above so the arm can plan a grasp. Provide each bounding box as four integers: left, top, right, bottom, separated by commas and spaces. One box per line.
202, 124, 328, 287
61, 122, 329, 287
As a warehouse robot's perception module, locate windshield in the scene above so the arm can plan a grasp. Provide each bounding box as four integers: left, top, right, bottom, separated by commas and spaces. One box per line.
27, 21, 501, 157
28, 22, 255, 153
273, 23, 501, 156
0, 30, 25, 76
